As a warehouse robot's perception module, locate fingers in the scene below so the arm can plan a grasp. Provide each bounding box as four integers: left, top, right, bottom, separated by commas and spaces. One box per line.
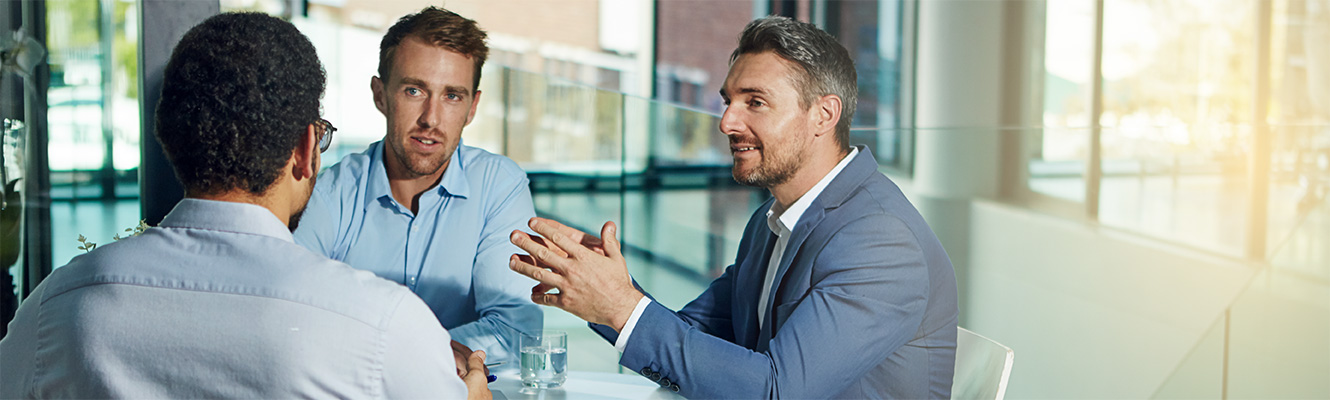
528, 236, 568, 258
451, 342, 468, 377
531, 282, 557, 295
510, 230, 568, 272
461, 350, 491, 400
600, 221, 623, 260
531, 291, 563, 308
509, 254, 568, 288
529, 217, 596, 243
468, 349, 490, 376
528, 218, 599, 260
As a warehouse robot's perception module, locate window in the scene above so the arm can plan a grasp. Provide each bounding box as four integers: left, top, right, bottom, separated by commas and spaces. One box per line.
1031, 0, 1326, 261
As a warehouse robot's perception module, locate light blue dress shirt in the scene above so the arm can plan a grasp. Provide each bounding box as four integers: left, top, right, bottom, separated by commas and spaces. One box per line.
295, 140, 542, 366
0, 199, 466, 398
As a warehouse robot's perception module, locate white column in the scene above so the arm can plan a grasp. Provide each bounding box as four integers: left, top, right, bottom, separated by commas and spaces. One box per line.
912, 0, 1006, 200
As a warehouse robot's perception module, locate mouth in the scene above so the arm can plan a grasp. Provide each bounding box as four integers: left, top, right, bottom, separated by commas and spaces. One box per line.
731, 145, 760, 156
412, 136, 441, 146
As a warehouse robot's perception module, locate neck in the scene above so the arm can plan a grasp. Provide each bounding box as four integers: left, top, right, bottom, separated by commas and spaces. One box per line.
768, 146, 851, 209
382, 148, 447, 214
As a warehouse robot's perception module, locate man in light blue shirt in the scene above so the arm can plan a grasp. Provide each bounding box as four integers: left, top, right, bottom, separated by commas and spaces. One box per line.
294, 7, 541, 368
0, 13, 489, 398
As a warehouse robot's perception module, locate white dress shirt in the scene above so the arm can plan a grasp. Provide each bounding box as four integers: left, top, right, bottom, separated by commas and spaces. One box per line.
0, 199, 467, 398
616, 148, 860, 351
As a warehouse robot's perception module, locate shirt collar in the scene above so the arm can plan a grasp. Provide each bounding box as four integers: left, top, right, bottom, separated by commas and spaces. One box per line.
766, 147, 860, 236
366, 140, 473, 207
158, 198, 295, 243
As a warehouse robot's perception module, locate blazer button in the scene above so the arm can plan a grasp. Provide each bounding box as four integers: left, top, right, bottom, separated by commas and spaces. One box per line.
640, 367, 652, 376
649, 372, 661, 381
670, 384, 680, 393
659, 378, 672, 387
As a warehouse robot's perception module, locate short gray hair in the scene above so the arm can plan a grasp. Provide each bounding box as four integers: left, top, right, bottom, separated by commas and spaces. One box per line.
730, 16, 857, 148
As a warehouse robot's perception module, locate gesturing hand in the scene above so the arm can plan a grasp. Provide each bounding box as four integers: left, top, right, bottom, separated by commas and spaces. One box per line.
509, 217, 644, 331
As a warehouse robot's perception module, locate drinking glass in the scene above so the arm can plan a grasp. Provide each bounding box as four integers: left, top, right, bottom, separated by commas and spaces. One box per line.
520, 330, 567, 390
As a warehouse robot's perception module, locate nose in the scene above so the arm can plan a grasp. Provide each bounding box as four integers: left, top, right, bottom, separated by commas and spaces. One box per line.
417, 96, 440, 129
718, 104, 742, 136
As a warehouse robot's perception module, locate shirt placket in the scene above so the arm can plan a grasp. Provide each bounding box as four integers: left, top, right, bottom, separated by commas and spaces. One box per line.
404, 191, 445, 292
405, 214, 421, 290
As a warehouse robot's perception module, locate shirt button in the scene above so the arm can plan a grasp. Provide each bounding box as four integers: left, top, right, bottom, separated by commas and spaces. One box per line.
408, 276, 417, 286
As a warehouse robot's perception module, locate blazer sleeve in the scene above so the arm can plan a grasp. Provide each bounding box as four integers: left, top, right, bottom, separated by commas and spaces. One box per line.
616, 212, 930, 399
588, 265, 739, 345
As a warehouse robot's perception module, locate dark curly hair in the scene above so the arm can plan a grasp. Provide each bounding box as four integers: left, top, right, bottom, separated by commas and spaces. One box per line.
156, 12, 326, 196
379, 6, 488, 92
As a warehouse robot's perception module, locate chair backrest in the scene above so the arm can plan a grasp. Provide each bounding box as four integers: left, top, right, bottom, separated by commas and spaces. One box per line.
951, 327, 1015, 400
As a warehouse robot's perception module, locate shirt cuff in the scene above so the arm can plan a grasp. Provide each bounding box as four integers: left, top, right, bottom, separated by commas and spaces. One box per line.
613, 297, 653, 353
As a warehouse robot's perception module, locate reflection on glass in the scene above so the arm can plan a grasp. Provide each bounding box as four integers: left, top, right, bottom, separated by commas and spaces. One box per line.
1095, 0, 1256, 256
1268, 0, 1330, 275
1037, 0, 1094, 203
45, 0, 140, 199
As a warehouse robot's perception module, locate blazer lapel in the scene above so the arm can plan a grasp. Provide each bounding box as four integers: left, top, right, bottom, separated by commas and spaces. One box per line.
756, 207, 826, 350
754, 147, 878, 349
735, 201, 778, 349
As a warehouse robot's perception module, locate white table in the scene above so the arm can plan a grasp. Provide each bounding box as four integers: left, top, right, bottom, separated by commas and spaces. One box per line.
491, 371, 685, 400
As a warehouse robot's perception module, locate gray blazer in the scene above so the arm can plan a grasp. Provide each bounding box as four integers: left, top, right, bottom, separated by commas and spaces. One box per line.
595, 147, 959, 399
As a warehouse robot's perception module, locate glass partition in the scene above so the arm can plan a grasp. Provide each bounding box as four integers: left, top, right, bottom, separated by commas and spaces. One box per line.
1152, 124, 1329, 398
1097, 124, 1252, 257
44, 0, 142, 268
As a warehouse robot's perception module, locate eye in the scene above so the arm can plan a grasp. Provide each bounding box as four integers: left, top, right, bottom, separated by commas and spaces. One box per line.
446, 93, 462, 101
749, 99, 765, 108
404, 87, 423, 97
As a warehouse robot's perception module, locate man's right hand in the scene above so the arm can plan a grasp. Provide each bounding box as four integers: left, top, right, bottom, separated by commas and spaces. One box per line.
462, 350, 492, 400
509, 218, 644, 332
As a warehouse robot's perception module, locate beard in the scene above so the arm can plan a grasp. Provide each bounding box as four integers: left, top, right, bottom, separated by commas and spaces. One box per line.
387, 133, 452, 177
288, 208, 305, 232
288, 171, 316, 232
732, 142, 804, 189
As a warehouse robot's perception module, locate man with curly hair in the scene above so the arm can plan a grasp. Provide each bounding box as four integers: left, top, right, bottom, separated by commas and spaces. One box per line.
294, 6, 541, 371
0, 13, 491, 399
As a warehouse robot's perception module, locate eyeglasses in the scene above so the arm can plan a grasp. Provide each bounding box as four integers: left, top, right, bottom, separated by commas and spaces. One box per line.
314, 118, 336, 153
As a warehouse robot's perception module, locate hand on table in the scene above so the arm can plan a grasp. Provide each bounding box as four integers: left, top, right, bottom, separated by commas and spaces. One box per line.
509, 217, 644, 332
461, 350, 492, 400
450, 340, 490, 378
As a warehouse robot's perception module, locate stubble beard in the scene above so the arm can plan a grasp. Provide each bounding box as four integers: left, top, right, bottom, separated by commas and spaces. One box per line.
288, 172, 316, 232
733, 142, 804, 189
387, 132, 452, 178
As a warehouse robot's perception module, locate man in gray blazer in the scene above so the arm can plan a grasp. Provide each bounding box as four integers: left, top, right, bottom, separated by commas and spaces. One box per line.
508, 16, 958, 399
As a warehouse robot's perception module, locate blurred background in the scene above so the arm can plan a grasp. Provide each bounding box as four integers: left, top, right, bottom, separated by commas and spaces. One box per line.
2, 0, 1327, 397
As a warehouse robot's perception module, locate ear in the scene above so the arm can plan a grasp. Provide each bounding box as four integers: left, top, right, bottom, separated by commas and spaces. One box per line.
810, 94, 842, 138
464, 90, 482, 127
371, 76, 388, 115
293, 123, 319, 181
